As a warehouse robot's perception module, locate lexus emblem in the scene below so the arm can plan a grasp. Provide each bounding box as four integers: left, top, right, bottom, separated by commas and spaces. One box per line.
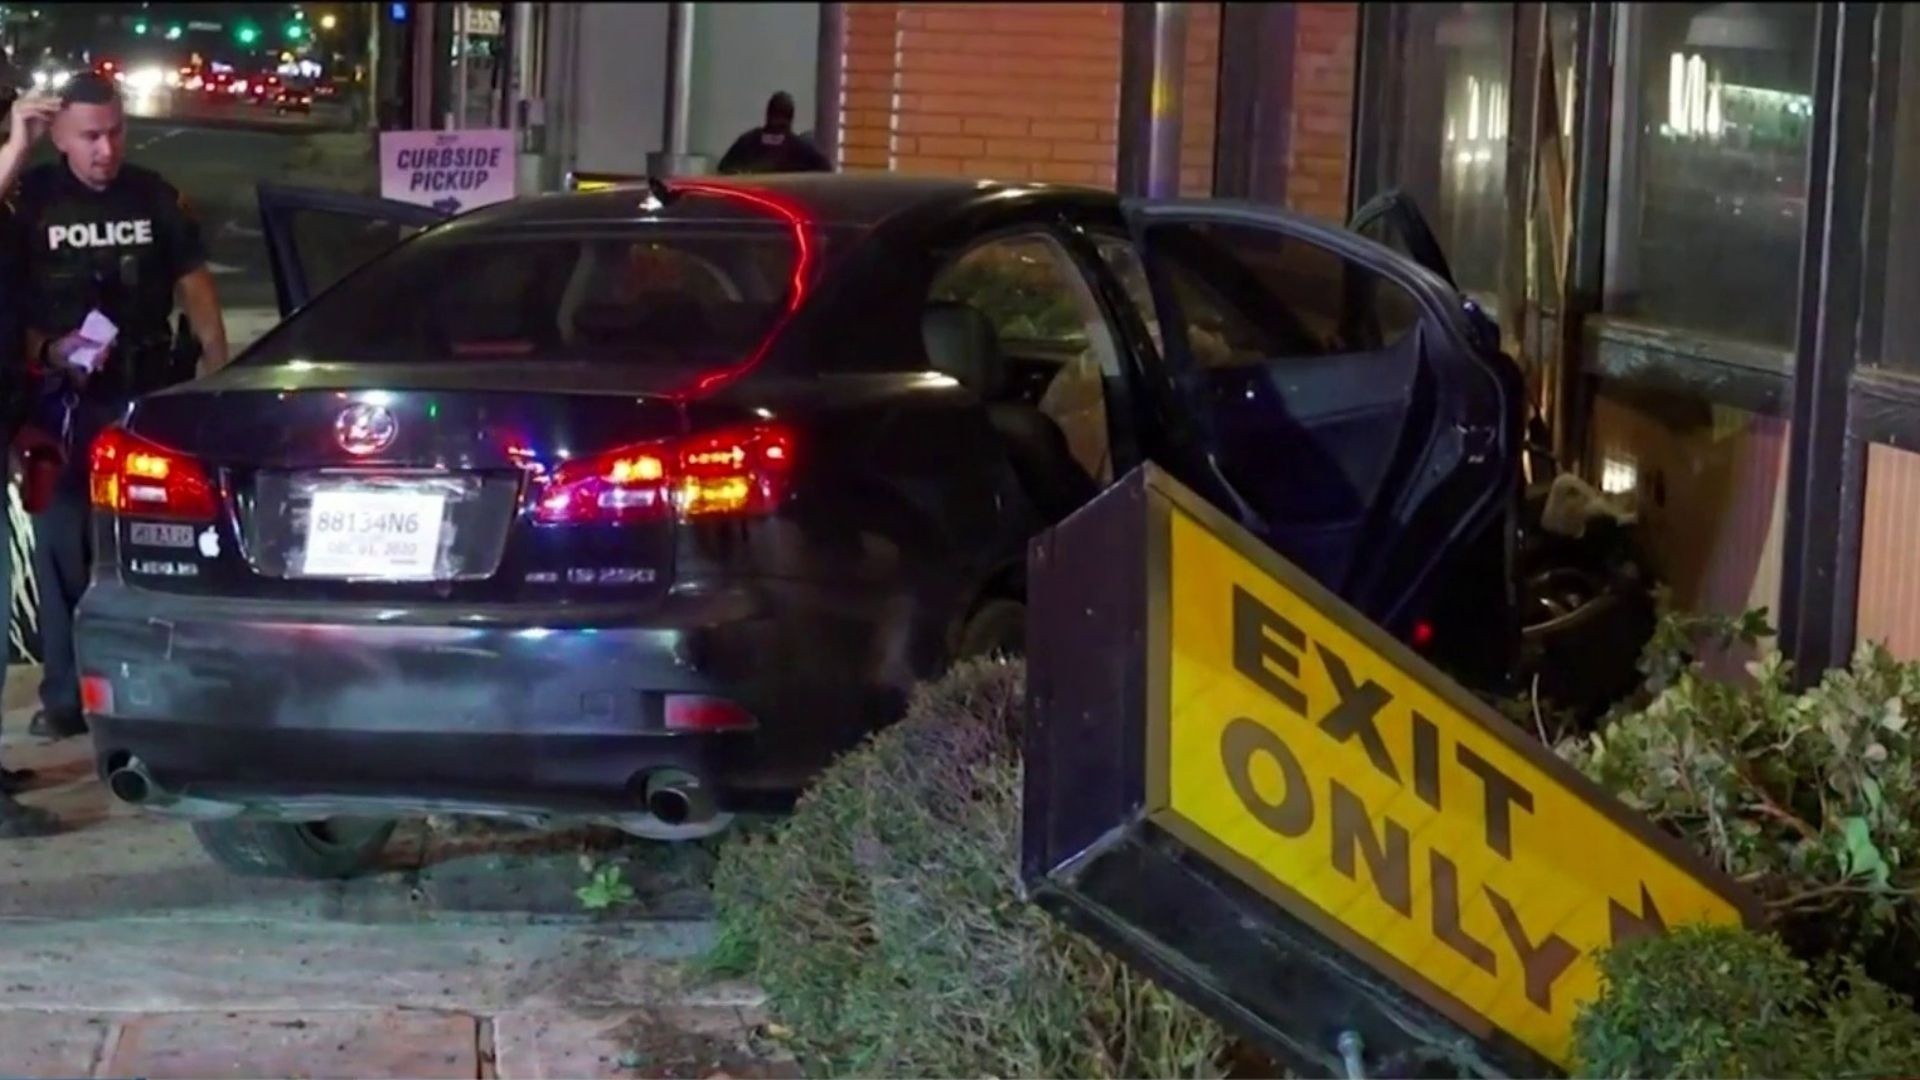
336, 403, 398, 456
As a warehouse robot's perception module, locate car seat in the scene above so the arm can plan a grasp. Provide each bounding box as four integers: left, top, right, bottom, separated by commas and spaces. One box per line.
921, 302, 1099, 522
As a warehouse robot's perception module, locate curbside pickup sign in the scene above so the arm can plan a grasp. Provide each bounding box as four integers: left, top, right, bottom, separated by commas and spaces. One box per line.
1022, 465, 1756, 1076
378, 129, 516, 216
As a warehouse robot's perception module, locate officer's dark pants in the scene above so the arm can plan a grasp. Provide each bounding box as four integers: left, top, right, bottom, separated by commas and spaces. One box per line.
33, 395, 123, 717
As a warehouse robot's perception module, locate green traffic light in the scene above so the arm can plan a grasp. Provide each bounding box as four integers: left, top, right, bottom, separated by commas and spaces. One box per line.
165, 24, 182, 40
133, 20, 148, 34
236, 23, 259, 44
285, 22, 304, 41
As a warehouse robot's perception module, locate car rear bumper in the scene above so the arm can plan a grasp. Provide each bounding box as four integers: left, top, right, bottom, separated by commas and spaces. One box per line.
75, 580, 922, 829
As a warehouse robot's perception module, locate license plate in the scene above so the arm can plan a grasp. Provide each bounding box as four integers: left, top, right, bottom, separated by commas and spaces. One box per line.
300, 488, 447, 579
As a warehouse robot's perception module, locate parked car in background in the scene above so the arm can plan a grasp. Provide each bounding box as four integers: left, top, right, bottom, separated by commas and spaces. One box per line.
76, 175, 1524, 879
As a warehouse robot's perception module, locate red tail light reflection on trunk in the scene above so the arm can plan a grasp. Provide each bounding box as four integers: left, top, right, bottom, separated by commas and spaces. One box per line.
664, 694, 758, 733
81, 674, 115, 716
533, 422, 796, 526
89, 426, 219, 522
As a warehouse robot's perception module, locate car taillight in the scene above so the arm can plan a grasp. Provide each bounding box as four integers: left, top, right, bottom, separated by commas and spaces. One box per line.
89, 426, 219, 522
533, 422, 796, 526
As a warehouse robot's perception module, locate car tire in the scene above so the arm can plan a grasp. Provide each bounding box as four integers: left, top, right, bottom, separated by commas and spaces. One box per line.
191, 818, 397, 880
956, 598, 1026, 660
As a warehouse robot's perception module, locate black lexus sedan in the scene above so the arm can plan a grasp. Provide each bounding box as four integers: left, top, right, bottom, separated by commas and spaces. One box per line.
74, 174, 1522, 877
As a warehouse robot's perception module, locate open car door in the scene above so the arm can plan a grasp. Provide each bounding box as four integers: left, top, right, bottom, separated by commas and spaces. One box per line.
256, 183, 450, 318
1115, 198, 1518, 637
1348, 188, 1459, 288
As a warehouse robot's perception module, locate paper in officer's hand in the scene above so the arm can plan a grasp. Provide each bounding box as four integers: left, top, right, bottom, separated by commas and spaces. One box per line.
68, 310, 119, 374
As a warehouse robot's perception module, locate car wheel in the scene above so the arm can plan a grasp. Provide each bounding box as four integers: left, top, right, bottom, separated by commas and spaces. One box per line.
956, 598, 1026, 660
191, 818, 397, 879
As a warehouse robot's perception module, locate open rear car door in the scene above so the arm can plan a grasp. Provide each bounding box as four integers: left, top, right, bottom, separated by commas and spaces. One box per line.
1114, 196, 1522, 653
256, 183, 451, 317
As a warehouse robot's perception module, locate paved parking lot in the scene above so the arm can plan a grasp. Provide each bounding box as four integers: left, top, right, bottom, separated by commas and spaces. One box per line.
0, 670, 791, 1079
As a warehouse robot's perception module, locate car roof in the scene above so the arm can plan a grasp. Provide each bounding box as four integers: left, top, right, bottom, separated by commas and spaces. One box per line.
467, 173, 1119, 231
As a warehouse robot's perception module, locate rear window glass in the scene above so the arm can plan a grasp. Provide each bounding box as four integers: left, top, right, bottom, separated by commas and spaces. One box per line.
245, 222, 860, 368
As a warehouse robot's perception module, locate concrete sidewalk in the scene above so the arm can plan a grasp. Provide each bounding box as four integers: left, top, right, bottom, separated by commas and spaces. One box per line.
227, 305, 282, 352
0, 668, 794, 1079
0, 919, 784, 1079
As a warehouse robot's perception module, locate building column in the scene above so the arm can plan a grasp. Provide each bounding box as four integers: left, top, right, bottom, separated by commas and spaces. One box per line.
1213, 2, 1296, 203
649, 1, 706, 175
1117, 2, 1189, 198
815, 3, 847, 168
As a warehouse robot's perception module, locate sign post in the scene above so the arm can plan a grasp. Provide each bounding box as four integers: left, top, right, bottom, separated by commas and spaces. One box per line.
378, 128, 518, 214
1022, 464, 1756, 1076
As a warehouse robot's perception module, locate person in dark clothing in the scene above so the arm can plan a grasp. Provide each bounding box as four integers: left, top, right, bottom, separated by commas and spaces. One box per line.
5, 73, 229, 747
0, 86, 63, 838
715, 91, 831, 175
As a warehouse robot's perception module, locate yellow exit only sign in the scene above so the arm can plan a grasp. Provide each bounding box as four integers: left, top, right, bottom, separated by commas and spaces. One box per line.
1022, 464, 1756, 1074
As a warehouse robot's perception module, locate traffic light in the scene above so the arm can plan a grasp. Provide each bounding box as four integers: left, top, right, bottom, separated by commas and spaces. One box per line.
285, 21, 304, 41
165, 23, 182, 40
235, 22, 260, 45
133, 19, 149, 34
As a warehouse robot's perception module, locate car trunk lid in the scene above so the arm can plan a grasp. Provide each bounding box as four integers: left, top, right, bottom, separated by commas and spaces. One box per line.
113, 376, 697, 605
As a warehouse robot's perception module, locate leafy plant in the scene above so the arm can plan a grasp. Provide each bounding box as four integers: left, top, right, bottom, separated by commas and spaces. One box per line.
576, 857, 637, 911
708, 658, 1233, 1078
1573, 924, 1920, 1078
1558, 608, 1920, 992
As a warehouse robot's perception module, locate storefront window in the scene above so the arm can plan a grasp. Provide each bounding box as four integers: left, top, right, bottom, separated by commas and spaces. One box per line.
1602, 2, 1819, 350
1431, 3, 1513, 300
1863, 4, 1920, 375
1358, 4, 1514, 301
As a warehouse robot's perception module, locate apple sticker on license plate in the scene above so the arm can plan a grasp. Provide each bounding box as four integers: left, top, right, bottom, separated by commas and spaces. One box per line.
301, 489, 447, 579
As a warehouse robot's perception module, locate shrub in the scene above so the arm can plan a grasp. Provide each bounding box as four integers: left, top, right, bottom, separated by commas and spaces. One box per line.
1558, 609, 1920, 990
709, 658, 1233, 1078
1573, 924, 1920, 1078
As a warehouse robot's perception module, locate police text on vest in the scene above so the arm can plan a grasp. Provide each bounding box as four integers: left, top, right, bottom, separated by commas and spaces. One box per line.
48, 220, 155, 250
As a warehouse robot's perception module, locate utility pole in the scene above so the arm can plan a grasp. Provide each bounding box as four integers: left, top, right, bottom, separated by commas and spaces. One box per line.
507, 1, 546, 193
409, 0, 437, 129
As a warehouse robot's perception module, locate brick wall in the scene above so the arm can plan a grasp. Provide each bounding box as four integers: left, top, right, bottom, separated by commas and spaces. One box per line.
1287, 2, 1358, 221
838, 1, 1348, 211
838, 2, 1219, 193
1179, 5, 1221, 196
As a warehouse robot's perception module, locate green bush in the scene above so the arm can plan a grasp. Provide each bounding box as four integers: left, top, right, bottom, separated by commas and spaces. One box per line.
708, 658, 1233, 1078
1573, 924, 1920, 1078
1558, 610, 1920, 987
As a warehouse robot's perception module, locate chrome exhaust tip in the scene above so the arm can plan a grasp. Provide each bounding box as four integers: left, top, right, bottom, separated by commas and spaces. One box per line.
106, 758, 154, 804
638, 769, 714, 826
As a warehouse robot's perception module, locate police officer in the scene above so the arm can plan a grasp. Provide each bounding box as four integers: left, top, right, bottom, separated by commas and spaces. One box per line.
6, 72, 230, 745
0, 86, 62, 837
716, 91, 831, 175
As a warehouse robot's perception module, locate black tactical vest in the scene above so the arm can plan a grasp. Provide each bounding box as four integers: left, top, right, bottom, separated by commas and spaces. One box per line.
12, 163, 193, 399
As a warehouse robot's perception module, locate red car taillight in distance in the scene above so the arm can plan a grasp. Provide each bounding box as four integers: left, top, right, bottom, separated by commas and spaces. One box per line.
533, 422, 797, 526
89, 426, 219, 523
